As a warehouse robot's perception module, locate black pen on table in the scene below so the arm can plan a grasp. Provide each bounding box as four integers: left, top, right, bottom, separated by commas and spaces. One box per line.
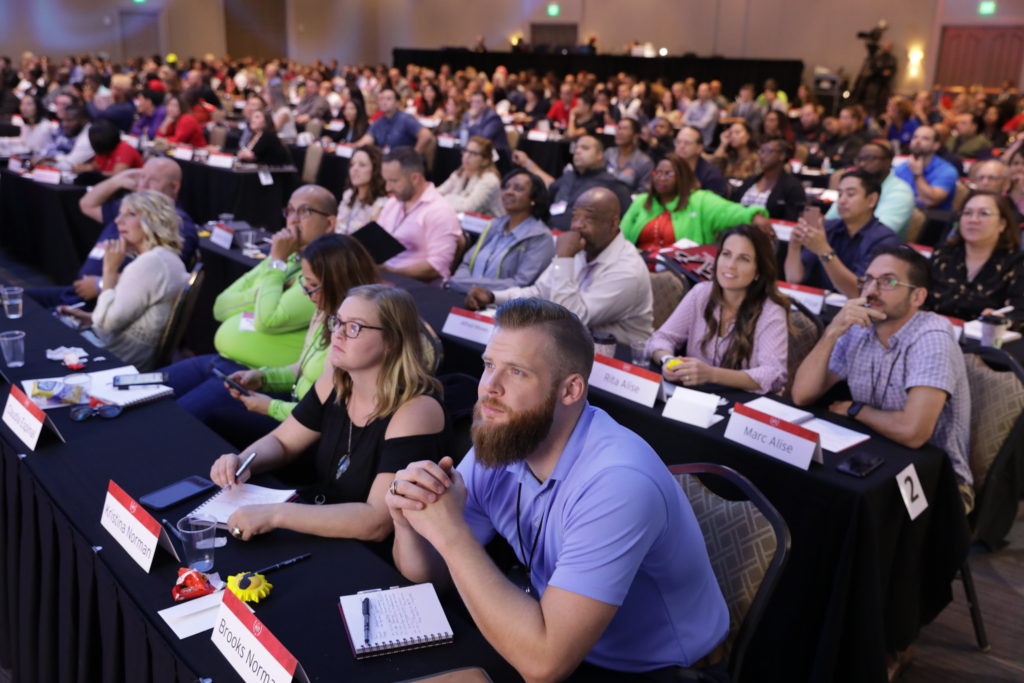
230, 452, 257, 487
362, 597, 371, 644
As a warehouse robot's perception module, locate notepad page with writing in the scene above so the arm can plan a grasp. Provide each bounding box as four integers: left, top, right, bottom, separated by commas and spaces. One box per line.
339, 583, 453, 657
190, 484, 296, 526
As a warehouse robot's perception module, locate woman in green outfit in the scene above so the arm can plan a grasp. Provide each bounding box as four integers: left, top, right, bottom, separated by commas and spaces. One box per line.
173, 234, 379, 448
620, 153, 770, 251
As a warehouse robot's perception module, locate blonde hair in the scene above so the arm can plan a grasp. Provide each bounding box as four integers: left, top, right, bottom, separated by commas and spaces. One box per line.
333, 284, 441, 420
120, 190, 182, 254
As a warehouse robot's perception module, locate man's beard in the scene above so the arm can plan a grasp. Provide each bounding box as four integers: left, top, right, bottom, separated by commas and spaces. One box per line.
471, 388, 558, 469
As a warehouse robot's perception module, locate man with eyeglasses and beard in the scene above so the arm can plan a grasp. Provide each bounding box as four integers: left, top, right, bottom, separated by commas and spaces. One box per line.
385, 298, 729, 682
791, 245, 973, 511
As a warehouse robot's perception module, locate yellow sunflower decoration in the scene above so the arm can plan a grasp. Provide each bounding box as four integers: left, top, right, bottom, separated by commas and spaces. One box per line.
227, 572, 273, 603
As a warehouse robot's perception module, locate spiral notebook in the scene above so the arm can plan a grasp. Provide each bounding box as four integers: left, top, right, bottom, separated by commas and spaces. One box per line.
338, 583, 453, 659
189, 483, 297, 528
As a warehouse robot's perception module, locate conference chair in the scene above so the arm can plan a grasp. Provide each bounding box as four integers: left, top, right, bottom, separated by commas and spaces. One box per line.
670, 463, 791, 683
783, 301, 823, 398
905, 208, 927, 243
952, 180, 971, 213
955, 345, 1024, 654
153, 263, 205, 368
207, 125, 228, 150
304, 119, 324, 140
301, 142, 324, 185
649, 269, 689, 329
419, 318, 444, 375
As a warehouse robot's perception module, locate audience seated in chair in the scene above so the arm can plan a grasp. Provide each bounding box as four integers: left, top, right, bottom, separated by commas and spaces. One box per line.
436, 136, 504, 217
785, 170, 903, 298
176, 234, 379, 449
210, 285, 447, 543
377, 146, 463, 283
448, 168, 555, 294
56, 191, 188, 370
464, 187, 653, 346
791, 246, 974, 510
825, 139, 915, 238
386, 298, 729, 681
646, 224, 790, 394
335, 145, 388, 234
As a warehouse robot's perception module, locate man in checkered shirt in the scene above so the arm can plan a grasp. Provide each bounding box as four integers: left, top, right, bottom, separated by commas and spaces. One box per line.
790, 245, 973, 511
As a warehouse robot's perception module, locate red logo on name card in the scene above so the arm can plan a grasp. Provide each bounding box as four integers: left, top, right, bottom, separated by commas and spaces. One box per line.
129, 500, 137, 514
733, 402, 819, 442
769, 416, 780, 427
594, 354, 661, 382
252, 620, 263, 637
449, 307, 494, 324
107, 480, 161, 536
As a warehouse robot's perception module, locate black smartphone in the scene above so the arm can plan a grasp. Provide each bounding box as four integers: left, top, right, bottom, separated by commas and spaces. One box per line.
113, 372, 169, 389
139, 475, 216, 510
837, 453, 884, 478
212, 367, 251, 396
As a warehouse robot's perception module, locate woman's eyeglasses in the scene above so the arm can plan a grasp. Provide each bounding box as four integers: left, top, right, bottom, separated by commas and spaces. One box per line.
70, 404, 123, 422
326, 315, 383, 339
298, 274, 321, 296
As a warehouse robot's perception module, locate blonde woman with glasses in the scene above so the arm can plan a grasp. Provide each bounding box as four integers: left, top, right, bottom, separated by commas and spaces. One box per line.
437, 135, 504, 216
209, 285, 447, 542
57, 190, 187, 370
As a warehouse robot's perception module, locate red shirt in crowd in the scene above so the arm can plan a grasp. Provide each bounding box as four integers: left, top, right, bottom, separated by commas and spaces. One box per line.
94, 141, 144, 174
159, 113, 207, 147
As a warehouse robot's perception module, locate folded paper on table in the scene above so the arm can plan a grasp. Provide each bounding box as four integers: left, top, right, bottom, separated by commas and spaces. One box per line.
662, 386, 724, 428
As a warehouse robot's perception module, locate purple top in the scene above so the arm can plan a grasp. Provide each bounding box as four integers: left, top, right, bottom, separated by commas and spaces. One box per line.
645, 281, 789, 394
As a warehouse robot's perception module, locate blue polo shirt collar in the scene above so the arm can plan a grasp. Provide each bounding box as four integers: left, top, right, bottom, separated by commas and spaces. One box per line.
505, 402, 594, 494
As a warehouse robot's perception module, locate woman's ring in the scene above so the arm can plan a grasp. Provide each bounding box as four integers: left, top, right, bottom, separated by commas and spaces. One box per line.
231, 526, 242, 539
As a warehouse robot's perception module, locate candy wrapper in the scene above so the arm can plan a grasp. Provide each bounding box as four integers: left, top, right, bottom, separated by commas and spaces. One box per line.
171, 567, 215, 602
31, 380, 61, 399
57, 383, 86, 405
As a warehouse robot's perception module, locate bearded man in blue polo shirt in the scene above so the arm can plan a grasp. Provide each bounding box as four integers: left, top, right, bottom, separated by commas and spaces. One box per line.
386, 298, 728, 681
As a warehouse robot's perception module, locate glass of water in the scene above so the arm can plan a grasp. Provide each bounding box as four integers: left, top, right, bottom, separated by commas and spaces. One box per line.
2, 287, 24, 319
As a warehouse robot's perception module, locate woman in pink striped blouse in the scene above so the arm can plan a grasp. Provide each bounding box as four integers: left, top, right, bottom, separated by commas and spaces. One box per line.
645, 224, 790, 394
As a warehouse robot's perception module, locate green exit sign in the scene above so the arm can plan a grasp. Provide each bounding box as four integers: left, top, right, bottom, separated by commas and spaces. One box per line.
547, 3, 560, 17
979, 1, 996, 15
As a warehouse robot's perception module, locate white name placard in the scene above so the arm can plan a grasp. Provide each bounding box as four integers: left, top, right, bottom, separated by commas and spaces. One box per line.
909, 243, 933, 259
121, 133, 140, 149
335, 143, 355, 158
527, 129, 549, 142
210, 222, 235, 250
326, 119, 345, 132
770, 219, 796, 242
32, 166, 62, 184
257, 170, 274, 186
724, 402, 822, 470
436, 135, 457, 149
100, 480, 162, 572
896, 463, 928, 520
589, 354, 661, 408
441, 307, 494, 346
662, 386, 723, 427
459, 212, 493, 235
418, 117, 440, 129
602, 124, 618, 136
3, 385, 46, 451
7, 157, 24, 173
207, 152, 235, 169
778, 281, 826, 315
212, 591, 309, 683
171, 145, 194, 161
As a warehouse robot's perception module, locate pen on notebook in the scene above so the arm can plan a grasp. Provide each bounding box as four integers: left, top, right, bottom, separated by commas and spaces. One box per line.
362, 597, 371, 644
231, 452, 257, 487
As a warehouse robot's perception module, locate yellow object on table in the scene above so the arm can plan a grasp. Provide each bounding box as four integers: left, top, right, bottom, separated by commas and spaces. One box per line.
226, 572, 273, 603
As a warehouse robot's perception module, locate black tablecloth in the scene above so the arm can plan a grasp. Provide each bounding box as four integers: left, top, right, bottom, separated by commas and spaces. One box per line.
174, 159, 298, 230
196, 242, 972, 683
0, 294, 518, 683
0, 168, 102, 284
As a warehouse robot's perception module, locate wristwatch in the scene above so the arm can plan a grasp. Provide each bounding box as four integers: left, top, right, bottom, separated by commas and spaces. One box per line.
847, 401, 864, 419
819, 251, 837, 263
269, 259, 287, 272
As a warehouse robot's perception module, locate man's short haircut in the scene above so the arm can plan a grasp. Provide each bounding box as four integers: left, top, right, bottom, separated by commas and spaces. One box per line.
579, 92, 595, 107
378, 86, 398, 99
383, 146, 426, 176
578, 134, 604, 152
870, 245, 931, 290
619, 117, 640, 135
64, 102, 90, 122
494, 298, 594, 381
864, 138, 895, 160
139, 88, 164, 106
840, 169, 882, 199
87, 119, 121, 155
